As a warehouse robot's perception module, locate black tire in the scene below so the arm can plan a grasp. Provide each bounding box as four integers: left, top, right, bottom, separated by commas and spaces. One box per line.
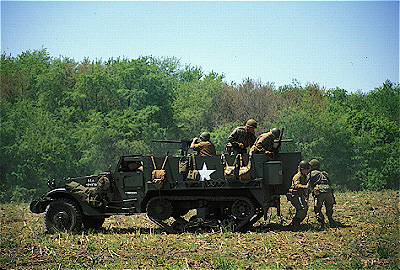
82, 215, 105, 230
45, 198, 83, 233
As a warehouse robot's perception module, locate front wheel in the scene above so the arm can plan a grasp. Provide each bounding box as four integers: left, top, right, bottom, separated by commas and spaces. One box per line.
45, 198, 82, 233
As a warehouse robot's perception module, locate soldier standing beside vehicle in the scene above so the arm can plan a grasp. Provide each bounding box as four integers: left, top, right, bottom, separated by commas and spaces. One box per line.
249, 128, 281, 156
227, 119, 257, 155
308, 159, 336, 228
190, 132, 216, 156
287, 160, 310, 227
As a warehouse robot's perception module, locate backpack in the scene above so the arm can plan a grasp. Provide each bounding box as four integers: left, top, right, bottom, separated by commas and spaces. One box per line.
221, 154, 238, 180
186, 155, 200, 181
313, 170, 332, 195
151, 156, 168, 189
65, 181, 102, 207
238, 154, 252, 182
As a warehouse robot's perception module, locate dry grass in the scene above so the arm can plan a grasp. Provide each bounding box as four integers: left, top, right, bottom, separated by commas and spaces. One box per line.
1, 190, 398, 269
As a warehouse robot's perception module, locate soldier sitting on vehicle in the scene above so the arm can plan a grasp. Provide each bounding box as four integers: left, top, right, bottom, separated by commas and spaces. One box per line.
249, 128, 281, 157
227, 119, 257, 155
120, 161, 143, 172
190, 132, 216, 156
127, 161, 144, 172
308, 159, 336, 228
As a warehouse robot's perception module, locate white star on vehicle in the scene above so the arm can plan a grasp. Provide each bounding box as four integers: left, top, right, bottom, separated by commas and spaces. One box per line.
198, 162, 216, 181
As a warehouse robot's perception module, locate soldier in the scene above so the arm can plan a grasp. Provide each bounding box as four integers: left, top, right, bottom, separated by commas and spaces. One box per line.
227, 119, 257, 155
249, 128, 281, 156
308, 159, 336, 228
287, 160, 310, 227
190, 132, 216, 156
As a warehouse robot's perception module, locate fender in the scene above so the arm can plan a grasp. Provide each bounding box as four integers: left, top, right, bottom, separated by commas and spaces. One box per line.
32, 188, 104, 216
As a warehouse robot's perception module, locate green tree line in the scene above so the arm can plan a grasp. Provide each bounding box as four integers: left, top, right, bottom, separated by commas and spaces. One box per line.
1, 49, 399, 202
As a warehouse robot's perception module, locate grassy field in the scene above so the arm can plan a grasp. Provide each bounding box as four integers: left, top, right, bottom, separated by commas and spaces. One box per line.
1, 190, 398, 269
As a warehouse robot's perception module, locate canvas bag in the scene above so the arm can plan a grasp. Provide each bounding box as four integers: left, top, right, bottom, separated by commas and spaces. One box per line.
151, 156, 168, 189
186, 155, 200, 181
65, 181, 102, 207
179, 156, 189, 175
238, 154, 252, 181
221, 154, 238, 180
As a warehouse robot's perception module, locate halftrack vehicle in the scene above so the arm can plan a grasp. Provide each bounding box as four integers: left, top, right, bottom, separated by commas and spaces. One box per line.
30, 141, 301, 233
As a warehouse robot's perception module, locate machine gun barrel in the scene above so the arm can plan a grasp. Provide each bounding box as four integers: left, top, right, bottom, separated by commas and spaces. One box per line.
152, 140, 190, 144
152, 139, 192, 156
274, 139, 294, 143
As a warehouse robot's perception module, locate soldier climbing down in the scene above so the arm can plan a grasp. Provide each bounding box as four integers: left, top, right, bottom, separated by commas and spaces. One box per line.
249, 128, 281, 157
227, 119, 257, 155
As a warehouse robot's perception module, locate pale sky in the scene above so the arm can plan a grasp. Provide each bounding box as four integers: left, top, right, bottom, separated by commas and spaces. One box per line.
1, 1, 399, 92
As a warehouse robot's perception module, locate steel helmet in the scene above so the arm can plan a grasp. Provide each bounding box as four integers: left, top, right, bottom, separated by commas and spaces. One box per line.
200, 132, 210, 141
246, 119, 257, 128
271, 128, 281, 138
309, 159, 320, 169
299, 160, 310, 170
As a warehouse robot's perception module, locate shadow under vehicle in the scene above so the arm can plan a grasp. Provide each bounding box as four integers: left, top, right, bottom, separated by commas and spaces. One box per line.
30, 140, 301, 233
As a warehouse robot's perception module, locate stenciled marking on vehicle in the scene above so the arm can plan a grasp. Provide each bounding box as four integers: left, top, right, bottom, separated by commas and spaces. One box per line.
86, 178, 98, 187
125, 191, 138, 195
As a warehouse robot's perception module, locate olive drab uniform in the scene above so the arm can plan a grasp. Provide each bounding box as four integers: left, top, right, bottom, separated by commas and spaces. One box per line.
192, 141, 216, 156
308, 170, 336, 226
249, 131, 277, 155
288, 171, 309, 225
228, 126, 256, 155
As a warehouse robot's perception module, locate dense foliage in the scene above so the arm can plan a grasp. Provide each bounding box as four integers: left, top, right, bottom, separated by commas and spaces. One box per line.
1, 49, 399, 202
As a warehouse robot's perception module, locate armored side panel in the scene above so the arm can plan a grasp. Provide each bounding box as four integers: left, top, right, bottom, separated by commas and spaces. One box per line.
108, 155, 151, 213
272, 152, 302, 195
143, 152, 301, 207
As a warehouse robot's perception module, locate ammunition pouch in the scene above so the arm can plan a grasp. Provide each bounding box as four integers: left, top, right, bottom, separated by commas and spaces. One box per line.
187, 169, 200, 181
186, 155, 200, 181
313, 184, 332, 196
289, 188, 307, 196
151, 156, 168, 189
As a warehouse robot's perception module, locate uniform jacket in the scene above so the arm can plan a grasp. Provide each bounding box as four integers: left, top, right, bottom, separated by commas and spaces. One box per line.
250, 132, 276, 154
228, 126, 256, 154
289, 172, 309, 196
308, 170, 332, 193
192, 141, 216, 156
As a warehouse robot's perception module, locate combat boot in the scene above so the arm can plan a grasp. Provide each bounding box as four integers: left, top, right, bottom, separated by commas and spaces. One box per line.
289, 217, 301, 228
328, 218, 336, 227
317, 216, 325, 229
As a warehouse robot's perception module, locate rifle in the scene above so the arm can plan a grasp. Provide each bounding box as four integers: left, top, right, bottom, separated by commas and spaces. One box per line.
271, 128, 293, 156
275, 127, 285, 150
152, 140, 192, 156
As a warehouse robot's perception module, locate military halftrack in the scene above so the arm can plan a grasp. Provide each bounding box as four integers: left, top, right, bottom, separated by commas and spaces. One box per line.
30, 141, 301, 233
